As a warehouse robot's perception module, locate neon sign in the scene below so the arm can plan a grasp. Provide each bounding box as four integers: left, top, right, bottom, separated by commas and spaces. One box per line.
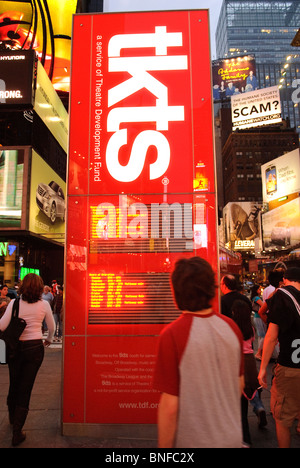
0, 242, 17, 256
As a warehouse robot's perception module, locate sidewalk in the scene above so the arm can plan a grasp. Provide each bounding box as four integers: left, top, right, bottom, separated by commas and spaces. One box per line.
0, 346, 300, 448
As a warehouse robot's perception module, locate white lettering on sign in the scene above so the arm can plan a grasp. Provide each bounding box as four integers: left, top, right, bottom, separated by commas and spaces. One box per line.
0, 55, 25, 61
0, 90, 23, 99
292, 339, 300, 364
93, 195, 195, 248
234, 240, 255, 249
106, 26, 188, 183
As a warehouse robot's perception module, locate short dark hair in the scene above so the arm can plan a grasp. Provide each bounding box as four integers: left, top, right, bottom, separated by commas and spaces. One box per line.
251, 284, 261, 299
268, 270, 284, 288
19, 273, 44, 303
171, 257, 216, 312
222, 275, 238, 291
284, 267, 300, 283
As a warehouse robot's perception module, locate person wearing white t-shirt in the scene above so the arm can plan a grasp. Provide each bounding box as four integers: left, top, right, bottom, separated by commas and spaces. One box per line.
263, 270, 285, 301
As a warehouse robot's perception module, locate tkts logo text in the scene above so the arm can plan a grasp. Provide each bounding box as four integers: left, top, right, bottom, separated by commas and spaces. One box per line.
106, 26, 188, 183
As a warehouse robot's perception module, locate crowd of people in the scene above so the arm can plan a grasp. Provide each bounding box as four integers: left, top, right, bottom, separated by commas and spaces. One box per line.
1, 262, 300, 449
41, 281, 64, 342
154, 261, 300, 449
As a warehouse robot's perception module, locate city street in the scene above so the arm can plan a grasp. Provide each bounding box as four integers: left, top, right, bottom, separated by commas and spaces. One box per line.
0, 346, 300, 449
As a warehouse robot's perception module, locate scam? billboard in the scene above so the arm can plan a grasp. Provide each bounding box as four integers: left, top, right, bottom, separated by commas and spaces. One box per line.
231, 86, 282, 130
65, 11, 217, 430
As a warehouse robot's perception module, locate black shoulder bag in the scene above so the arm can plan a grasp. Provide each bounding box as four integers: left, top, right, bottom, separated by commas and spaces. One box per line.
0, 298, 27, 360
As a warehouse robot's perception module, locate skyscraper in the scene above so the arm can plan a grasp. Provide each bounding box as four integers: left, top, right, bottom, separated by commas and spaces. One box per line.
215, 0, 300, 134
216, 0, 300, 64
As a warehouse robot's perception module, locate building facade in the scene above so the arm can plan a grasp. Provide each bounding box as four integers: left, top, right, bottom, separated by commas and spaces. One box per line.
222, 121, 299, 205
216, 0, 300, 134
216, 0, 300, 64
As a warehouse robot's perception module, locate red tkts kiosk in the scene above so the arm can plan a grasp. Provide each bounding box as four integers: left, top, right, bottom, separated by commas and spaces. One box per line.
63, 10, 218, 437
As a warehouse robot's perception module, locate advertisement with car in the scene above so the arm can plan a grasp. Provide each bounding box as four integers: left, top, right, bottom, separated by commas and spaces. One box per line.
29, 150, 66, 243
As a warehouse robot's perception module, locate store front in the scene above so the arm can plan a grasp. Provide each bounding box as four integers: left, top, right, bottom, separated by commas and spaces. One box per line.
0, 50, 68, 287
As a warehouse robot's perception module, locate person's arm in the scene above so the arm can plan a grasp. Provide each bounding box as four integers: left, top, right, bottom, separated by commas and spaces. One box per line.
44, 302, 56, 346
0, 300, 13, 330
258, 301, 269, 323
239, 375, 245, 396
157, 393, 178, 448
258, 323, 279, 388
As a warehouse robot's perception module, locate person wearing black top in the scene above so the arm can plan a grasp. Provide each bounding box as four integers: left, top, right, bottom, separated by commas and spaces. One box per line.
220, 275, 252, 319
258, 267, 300, 448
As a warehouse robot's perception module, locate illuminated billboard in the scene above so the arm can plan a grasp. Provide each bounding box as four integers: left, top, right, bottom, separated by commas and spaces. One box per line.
0, 1, 77, 92
223, 202, 262, 252
64, 11, 217, 431
261, 149, 300, 203
29, 150, 66, 243
212, 55, 256, 102
34, 61, 69, 153
231, 86, 282, 130
0, 50, 35, 107
262, 197, 300, 250
0, 147, 29, 230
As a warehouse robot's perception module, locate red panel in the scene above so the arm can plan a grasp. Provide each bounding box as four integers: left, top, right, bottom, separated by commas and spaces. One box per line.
68, 15, 93, 195
64, 196, 88, 335
64, 10, 217, 427
86, 336, 160, 424
63, 337, 86, 423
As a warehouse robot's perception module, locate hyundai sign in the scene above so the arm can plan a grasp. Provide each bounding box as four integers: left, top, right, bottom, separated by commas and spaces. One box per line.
0, 50, 35, 107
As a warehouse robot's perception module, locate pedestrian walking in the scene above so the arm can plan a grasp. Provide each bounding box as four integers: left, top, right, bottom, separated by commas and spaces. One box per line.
0, 285, 11, 319
153, 257, 244, 448
258, 267, 300, 448
251, 284, 266, 360
232, 299, 267, 447
0, 273, 55, 447
220, 274, 252, 319
52, 285, 63, 341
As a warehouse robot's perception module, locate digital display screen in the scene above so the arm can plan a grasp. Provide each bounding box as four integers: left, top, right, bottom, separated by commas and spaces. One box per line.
87, 193, 213, 325
0, 149, 24, 227
20, 267, 40, 280
0, 50, 35, 107
89, 197, 194, 254
89, 272, 178, 324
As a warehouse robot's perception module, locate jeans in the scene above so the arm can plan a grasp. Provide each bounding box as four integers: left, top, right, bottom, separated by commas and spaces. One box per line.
53, 313, 62, 338
250, 391, 265, 414
7, 340, 44, 410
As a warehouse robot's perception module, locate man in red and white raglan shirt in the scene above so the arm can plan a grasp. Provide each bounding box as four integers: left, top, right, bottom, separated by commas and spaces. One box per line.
153, 257, 244, 448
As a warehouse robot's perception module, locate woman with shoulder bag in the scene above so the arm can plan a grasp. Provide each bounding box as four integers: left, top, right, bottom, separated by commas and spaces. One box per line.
0, 273, 55, 447
251, 284, 266, 361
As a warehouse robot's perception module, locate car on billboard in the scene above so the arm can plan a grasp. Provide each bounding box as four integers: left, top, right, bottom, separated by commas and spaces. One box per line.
270, 222, 291, 246
36, 180, 65, 224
